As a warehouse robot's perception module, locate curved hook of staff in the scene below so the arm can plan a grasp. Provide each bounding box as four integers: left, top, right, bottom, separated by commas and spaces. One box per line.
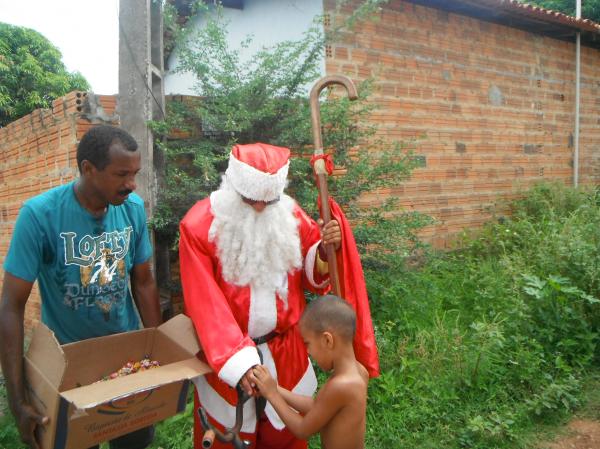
309, 75, 358, 297
310, 75, 358, 157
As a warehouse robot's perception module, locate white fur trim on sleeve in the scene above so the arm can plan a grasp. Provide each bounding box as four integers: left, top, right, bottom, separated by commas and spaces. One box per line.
193, 346, 317, 433
193, 375, 257, 432
305, 241, 329, 289
225, 153, 289, 202
218, 346, 261, 387
195, 344, 317, 432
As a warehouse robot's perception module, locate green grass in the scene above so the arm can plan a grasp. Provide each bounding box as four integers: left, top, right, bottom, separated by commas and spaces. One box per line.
576, 370, 600, 421
359, 182, 600, 449
0, 379, 25, 449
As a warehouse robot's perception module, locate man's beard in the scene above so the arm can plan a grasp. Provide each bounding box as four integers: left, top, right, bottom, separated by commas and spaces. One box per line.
208, 179, 303, 293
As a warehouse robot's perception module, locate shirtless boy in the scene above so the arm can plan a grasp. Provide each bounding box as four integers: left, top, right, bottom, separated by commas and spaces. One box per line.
251, 295, 369, 449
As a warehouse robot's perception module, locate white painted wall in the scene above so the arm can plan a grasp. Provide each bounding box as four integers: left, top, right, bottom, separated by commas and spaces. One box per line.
164, 0, 325, 95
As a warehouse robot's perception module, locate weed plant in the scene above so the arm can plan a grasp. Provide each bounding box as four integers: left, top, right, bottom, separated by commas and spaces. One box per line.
1, 181, 598, 449
150, 182, 600, 449
363, 182, 600, 449
0, 377, 24, 449
2, 1, 600, 448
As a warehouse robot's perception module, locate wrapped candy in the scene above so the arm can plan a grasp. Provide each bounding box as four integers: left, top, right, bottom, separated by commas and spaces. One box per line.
99, 356, 160, 381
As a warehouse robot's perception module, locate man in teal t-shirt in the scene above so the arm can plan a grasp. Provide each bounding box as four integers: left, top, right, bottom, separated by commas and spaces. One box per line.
4, 182, 152, 343
0, 125, 162, 449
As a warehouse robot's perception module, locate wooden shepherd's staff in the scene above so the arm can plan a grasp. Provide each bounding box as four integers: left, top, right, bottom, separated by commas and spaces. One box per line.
309, 75, 358, 297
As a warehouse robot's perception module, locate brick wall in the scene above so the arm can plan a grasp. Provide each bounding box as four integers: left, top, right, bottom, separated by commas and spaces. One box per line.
0, 92, 117, 332
324, 0, 600, 247
3, 2, 600, 332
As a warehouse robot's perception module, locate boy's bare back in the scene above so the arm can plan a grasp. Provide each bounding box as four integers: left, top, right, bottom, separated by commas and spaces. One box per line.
251, 295, 372, 448
318, 362, 369, 449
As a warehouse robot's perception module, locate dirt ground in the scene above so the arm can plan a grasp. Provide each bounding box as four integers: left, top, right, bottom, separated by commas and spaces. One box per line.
540, 419, 600, 449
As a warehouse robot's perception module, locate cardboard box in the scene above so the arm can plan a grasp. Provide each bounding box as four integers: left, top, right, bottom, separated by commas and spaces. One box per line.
24, 314, 210, 449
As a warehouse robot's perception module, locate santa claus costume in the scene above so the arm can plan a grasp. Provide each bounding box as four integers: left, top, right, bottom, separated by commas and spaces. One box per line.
179, 143, 378, 449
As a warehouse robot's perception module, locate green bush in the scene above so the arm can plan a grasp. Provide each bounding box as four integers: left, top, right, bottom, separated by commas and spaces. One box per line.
361, 182, 600, 449
152, 1, 425, 264
2, 182, 599, 449
149, 182, 600, 449
0, 22, 89, 127
0, 414, 26, 449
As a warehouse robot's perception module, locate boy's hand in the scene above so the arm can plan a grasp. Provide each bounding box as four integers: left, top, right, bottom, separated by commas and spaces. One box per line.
250, 365, 277, 399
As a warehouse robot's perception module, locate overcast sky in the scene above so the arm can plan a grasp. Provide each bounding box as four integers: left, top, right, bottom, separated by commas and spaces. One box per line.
0, 0, 120, 94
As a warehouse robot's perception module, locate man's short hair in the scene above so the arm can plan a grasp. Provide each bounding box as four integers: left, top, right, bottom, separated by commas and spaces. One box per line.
77, 125, 138, 172
301, 295, 356, 342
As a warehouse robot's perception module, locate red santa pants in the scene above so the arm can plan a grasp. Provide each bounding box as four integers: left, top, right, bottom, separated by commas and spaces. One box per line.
194, 391, 307, 449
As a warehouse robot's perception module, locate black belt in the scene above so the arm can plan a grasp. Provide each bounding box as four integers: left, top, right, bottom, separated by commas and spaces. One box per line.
252, 330, 278, 345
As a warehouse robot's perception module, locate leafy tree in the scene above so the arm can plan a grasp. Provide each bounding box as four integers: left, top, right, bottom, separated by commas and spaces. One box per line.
520, 0, 600, 22
152, 0, 430, 272
0, 22, 89, 127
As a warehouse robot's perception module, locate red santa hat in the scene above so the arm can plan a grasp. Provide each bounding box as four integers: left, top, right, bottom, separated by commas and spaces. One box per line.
225, 143, 290, 202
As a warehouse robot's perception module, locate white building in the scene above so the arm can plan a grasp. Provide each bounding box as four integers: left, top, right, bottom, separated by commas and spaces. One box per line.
164, 0, 325, 95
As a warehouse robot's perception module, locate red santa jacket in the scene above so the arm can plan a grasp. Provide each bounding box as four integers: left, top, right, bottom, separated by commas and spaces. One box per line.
179, 197, 327, 430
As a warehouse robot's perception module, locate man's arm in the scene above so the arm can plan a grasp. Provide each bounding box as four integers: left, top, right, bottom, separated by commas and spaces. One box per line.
0, 273, 48, 449
130, 261, 161, 328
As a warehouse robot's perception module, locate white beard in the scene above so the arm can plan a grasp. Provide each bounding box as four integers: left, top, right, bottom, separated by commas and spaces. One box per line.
208, 179, 303, 298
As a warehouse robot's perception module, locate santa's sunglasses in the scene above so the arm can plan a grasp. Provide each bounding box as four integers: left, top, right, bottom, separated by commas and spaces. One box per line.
241, 195, 281, 206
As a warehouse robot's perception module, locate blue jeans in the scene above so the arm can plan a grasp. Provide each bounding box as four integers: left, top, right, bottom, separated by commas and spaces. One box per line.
88, 425, 154, 449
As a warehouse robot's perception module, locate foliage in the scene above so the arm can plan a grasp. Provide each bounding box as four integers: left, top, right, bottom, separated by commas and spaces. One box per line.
362, 182, 599, 449
147, 182, 600, 449
150, 1, 600, 447
0, 22, 89, 127
150, 395, 194, 449
1, 180, 599, 449
0, 379, 24, 448
150, 0, 428, 267
0, 415, 26, 449
519, 0, 600, 22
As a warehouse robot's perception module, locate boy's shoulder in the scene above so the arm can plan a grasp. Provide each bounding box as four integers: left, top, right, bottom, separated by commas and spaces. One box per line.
356, 361, 369, 384
320, 366, 368, 402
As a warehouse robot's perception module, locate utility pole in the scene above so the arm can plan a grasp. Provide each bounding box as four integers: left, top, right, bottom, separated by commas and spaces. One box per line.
118, 0, 165, 214
118, 0, 171, 316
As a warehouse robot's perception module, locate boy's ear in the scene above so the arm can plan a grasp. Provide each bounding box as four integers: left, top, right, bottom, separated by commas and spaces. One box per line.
322, 331, 334, 349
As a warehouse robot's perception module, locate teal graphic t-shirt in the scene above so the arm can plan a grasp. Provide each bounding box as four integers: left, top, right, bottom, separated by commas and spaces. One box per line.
3, 182, 153, 344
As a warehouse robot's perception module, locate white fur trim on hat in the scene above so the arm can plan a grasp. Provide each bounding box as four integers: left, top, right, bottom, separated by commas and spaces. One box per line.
225, 153, 289, 202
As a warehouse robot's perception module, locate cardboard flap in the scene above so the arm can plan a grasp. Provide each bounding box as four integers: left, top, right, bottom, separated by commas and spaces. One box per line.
25, 323, 66, 388
60, 329, 154, 391
60, 358, 211, 409
23, 358, 60, 449
157, 314, 201, 356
